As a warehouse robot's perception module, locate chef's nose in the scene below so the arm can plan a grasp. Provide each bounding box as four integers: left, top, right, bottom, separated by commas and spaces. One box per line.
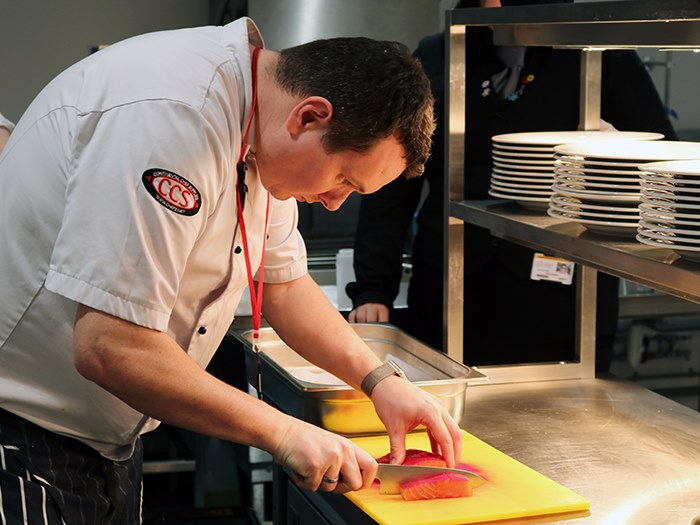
320, 186, 355, 211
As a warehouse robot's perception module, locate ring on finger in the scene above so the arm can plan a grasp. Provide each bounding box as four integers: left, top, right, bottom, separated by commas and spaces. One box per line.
322, 475, 339, 484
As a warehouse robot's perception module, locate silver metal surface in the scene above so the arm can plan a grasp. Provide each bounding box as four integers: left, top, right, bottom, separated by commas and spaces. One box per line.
234, 324, 487, 435
462, 377, 700, 524
375, 463, 486, 495
446, 23, 466, 363
494, 21, 700, 49
578, 51, 602, 131
449, 0, 700, 27
248, 0, 445, 54
450, 199, 700, 305
575, 266, 597, 379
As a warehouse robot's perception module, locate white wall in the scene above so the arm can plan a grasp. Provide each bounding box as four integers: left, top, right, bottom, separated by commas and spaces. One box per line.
0, 0, 210, 123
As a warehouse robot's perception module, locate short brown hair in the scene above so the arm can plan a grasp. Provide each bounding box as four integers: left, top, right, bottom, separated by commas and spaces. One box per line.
275, 37, 435, 179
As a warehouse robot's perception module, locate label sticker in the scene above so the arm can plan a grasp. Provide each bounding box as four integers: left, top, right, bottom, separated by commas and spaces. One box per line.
142, 168, 201, 216
530, 253, 575, 285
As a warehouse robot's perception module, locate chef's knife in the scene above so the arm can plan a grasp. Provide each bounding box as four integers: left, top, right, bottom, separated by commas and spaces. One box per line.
375, 463, 486, 494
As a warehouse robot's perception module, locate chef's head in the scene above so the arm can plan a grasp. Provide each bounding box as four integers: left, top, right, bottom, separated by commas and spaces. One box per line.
252, 37, 434, 210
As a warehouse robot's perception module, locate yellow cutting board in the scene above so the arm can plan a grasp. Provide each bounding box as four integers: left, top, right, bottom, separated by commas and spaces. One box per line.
345, 430, 590, 525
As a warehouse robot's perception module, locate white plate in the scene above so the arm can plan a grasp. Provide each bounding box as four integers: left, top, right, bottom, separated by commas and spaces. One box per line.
639, 219, 700, 236
640, 173, 700, 187
490, 180, 553, 191
637, 227, 700, 246
492, 130, 663, 146
488, 189, 550, 203
635, 233, 700, 262
554, 140, 700, 162
552, 183, 640, 199
489, 183, 553, 196
642, 180, 700, 195
549, 207, 638, 224
640, 192, 700, 205
641, 217, 700, 230
491, 149, 553, 159
555, 154, 650, 168
549, 203, 639, 221
639, 159, 700, 176
641, 196, 700, 211
554, 163, 642, 177
639, 211, 700, 227
551, 194, 640, 212
555, 171, 642, 183
491, 173, 555, 185
493, 144, 553, 153
492, 154, 555, 166
548, 208, 638, 236
493, 167, 555, 178
554, 176, 640, 191
639, 202, 700, 219
493, 160, 554, 172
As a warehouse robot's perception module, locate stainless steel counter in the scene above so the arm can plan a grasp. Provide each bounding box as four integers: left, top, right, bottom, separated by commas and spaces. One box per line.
461, 376, 700, 524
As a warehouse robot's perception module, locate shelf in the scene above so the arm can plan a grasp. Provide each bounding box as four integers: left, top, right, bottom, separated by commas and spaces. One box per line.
619, 293, 700, 318
445, 1, 700, 370
452, 199, 700, 305
449, 0, 700, 49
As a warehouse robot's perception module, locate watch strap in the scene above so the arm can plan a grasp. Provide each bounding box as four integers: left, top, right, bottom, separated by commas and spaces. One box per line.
361, 361, 407, 398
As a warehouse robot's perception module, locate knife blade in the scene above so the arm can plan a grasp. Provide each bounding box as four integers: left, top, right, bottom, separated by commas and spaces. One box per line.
375, 463, 486, 495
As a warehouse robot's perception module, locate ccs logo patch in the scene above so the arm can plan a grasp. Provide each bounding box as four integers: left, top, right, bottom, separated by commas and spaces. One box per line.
142, 168, 201, 216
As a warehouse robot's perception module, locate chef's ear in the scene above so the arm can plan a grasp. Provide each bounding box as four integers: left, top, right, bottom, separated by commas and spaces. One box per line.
286, 96, 333, 135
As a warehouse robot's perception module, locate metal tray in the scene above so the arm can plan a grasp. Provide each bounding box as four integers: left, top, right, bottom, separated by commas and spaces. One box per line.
233, 323, 487, 435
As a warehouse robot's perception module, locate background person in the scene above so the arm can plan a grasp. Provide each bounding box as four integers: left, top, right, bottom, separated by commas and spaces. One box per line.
347, 0, 677, 370
0, 17, 462, 524
0, 111, 13, 152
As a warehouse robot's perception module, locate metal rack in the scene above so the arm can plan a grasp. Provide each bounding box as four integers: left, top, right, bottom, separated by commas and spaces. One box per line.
445, 0, 700, 383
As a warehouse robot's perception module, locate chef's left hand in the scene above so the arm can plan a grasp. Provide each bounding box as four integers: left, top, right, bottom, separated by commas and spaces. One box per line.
369, 376, 462, 467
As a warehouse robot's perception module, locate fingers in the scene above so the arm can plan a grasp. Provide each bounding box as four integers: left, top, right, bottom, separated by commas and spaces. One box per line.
387, 436, 406, 466
276, 419, 373, 494
370, 378, 463, 468
349, 303, 390, 323
425, 402, 463, 468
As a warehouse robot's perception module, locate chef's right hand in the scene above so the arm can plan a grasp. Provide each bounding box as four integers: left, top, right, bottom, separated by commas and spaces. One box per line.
349, 303, 390, 323
271, 417, 378, 494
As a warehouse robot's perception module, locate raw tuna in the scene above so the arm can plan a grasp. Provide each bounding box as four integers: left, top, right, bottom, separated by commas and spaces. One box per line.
400, 472, 472, 501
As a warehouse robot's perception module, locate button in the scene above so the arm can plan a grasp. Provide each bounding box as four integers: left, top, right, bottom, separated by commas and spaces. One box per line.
234, 246, 242, 254
198, 326, 207, 335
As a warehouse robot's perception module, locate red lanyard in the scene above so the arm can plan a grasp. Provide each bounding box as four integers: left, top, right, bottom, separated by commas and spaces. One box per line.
236, 46, 270, 384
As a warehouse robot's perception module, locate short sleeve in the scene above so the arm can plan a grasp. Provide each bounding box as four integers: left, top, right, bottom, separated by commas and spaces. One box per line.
258, 197, 308, 283
45, 101, 231, 330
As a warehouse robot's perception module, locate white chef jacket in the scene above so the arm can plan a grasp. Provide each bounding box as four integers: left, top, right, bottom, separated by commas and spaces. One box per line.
0, 18, 307, 460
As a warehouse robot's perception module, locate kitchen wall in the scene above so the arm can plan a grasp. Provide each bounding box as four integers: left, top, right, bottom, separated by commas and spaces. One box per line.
0, 0, 211, 124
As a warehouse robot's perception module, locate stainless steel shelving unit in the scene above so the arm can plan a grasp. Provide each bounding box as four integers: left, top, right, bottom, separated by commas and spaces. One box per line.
446, 0, 700, 383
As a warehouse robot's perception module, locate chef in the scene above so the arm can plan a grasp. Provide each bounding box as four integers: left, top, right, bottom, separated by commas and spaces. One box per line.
0, 17, 462, 524
0, 111, 12, 152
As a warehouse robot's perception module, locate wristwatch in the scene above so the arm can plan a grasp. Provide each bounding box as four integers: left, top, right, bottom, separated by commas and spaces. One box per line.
361, 360, 407, 398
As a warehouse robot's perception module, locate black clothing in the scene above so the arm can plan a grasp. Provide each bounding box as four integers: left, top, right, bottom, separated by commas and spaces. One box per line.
0, 408, 143, 525
347, 29, 677, 370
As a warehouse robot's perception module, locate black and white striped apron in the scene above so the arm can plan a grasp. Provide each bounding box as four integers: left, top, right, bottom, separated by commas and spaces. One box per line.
0, 408, 143, 525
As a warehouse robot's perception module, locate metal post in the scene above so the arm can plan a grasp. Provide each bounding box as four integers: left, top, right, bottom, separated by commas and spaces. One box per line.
577, 49, 602, 378
576, 265, 598, 378
578, 49, 602, 131
445, 19, 466, 363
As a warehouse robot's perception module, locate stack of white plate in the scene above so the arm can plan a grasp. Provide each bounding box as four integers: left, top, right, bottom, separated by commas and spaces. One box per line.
550, 140, 700, 237
489, 131, 663, 210
637, 159, 700, 262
